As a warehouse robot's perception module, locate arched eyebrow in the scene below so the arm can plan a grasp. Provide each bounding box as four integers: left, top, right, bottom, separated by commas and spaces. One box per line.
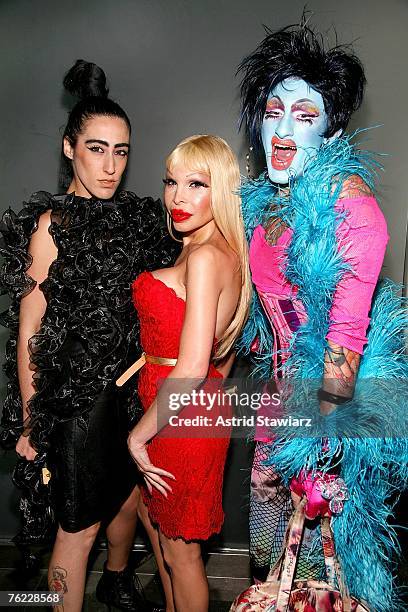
85, 139, 130, 148
291, 99, 320, 114
186, 171, 210, 178
265, 96, 284, 110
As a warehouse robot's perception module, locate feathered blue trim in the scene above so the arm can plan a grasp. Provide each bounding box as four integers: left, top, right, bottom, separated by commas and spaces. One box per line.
235, 289, 274, 379
239, 174, 278, 375
240, 133, 408, 610
240, 172, 278, 243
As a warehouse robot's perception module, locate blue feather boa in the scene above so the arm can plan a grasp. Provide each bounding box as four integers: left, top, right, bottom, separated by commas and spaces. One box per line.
240, 135, 408, 611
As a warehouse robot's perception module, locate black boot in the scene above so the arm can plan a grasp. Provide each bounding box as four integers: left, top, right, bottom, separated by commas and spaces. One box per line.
95, 562, 164, 611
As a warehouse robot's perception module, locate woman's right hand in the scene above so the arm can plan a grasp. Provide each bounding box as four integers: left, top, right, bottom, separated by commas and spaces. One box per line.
128, 431, 175, 497
15, 434, 37, 461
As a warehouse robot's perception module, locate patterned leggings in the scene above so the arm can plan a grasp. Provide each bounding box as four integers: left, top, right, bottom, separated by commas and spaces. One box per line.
249, 441, 324, 582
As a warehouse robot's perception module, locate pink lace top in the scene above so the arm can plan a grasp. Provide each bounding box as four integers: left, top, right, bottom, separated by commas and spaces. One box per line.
249, 196, 389, 356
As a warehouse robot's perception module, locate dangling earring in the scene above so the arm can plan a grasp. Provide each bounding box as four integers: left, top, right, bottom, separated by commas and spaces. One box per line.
246, 146, 254, 178
166, 211, 183, 242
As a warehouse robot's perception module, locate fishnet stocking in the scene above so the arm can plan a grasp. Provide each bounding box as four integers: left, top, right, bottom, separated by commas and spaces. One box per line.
249, 442, 324, 582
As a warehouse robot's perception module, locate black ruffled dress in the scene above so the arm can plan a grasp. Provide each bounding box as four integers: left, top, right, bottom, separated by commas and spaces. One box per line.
0, 190, 180, 540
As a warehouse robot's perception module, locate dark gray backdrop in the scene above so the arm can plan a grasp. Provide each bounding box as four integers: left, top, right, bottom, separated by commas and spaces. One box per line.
0, 0, 407, 547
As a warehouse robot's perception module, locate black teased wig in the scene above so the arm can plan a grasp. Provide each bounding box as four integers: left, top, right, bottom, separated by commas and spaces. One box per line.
238, 20, 366, 150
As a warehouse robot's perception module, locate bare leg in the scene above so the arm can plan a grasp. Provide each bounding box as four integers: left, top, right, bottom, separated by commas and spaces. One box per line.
49, 522, 100, 612
138, 496, 175, 612
105, 486, 140, 571
159, 532, 208, 612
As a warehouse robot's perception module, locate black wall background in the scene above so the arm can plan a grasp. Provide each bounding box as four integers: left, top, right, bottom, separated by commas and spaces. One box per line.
0, 0, 407, 548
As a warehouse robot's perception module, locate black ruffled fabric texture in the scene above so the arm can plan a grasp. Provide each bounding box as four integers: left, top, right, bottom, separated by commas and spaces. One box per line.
0, 190, 180, 543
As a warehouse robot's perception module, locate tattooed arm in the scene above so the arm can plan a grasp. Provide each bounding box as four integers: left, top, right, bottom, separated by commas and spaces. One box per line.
320, 176, 388, 414
319, 341, 360, 415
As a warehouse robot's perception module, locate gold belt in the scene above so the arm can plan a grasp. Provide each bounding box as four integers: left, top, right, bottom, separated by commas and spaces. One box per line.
116, 352, 177, 387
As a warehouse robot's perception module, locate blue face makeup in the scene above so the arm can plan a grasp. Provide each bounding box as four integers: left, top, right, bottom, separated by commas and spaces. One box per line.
261, 78, 329, 184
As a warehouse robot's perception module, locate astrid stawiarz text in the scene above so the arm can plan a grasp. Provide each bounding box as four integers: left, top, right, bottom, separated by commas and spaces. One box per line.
167, 414, 312, 428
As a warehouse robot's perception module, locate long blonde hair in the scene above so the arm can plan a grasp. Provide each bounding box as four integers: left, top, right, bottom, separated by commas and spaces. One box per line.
166, 134, 252, 359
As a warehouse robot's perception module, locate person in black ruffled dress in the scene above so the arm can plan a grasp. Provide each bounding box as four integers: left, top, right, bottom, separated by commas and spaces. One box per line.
0, 60, 178, 611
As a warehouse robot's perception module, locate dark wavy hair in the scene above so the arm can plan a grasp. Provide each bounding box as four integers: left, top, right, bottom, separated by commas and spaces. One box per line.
60, 60, 131, 188
238, 21, 366, 150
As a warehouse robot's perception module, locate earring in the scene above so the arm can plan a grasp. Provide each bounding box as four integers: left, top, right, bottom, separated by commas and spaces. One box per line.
246, 146, 254, 178
166, 211, 183, 242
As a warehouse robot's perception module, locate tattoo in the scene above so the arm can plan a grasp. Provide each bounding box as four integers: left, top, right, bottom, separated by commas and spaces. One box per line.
321, 343, 360, 415
326, 347, 346, 367
338, 175, 373, 199
49, 566, 67, 612
265, 214, 289, 246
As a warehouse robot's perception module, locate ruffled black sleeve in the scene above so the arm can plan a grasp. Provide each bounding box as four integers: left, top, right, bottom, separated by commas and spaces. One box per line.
0, 191, 57, 448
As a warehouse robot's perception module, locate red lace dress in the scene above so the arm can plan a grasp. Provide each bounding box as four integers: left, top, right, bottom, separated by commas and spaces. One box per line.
132, 271, 230, 541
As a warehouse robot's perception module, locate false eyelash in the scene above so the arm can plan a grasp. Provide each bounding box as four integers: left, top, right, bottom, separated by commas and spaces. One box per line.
297, 116, 314, 125
190, 181, 209, 188
264, 111, 281, 118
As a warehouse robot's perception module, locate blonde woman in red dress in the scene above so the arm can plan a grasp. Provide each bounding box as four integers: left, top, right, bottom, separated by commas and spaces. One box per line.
127, 135, 251, 612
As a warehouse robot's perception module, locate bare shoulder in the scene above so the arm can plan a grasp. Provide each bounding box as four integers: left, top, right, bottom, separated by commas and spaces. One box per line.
338, 174, 373, 199
34, 210, 53, 235
186, 243, 236, 275
28, 210, 57, 258
187, 243, 219, 267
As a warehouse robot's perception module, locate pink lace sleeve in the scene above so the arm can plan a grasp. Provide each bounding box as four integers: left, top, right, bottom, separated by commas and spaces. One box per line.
326, 196, 389, 354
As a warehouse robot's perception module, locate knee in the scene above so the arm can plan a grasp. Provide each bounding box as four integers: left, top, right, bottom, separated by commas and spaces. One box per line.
160, 539, 201, 574
55, 522, 100, 555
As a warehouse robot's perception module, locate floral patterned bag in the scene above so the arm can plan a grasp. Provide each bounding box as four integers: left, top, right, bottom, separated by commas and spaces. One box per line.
230, 498, 370, 612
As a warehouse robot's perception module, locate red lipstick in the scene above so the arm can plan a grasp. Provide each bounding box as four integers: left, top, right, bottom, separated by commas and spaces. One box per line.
171, 209, 192, 222
271, 136, 297, 170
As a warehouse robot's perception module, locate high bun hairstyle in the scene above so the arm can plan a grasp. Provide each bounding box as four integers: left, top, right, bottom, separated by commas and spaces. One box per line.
238, 19, 366, 151
63, 59, 109, 100
60, 60, 131, 188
